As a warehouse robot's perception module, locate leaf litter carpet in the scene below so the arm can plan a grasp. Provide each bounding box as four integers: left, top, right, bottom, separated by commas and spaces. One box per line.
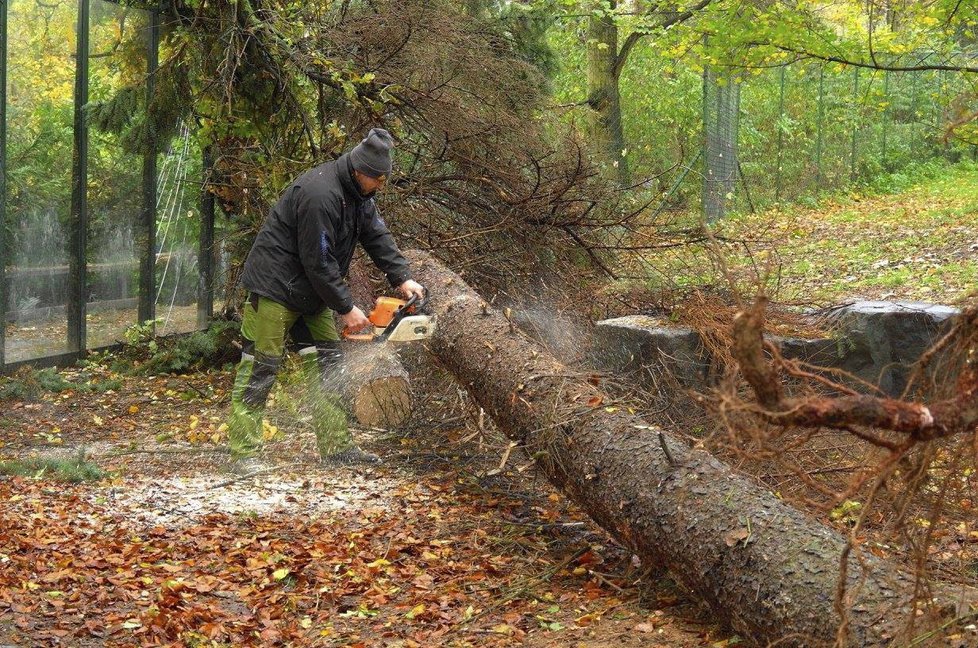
0, 366, 724, 647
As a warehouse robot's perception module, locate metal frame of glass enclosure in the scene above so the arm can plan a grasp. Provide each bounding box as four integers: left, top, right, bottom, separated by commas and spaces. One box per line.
0, 0, 215, 373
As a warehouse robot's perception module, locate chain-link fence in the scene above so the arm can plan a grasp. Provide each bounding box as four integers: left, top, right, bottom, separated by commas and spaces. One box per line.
652, 57, 975, 220
1, 0, 219, 371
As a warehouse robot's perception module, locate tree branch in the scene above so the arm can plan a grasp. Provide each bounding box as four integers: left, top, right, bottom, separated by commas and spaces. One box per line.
613, 0, 714, 80
736, 41, 978, 74
731, 299, 978, 445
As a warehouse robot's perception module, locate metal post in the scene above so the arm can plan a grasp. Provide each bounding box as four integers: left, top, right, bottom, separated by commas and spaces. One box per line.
938, 69, 948, 159
775, 65, 786, 202
68, 0, 90, 354
197, 145, 215, 328
701, 64, 709, 219
138, 9, 159, 325
850, 67, 859, 181
909, 68, 920, 154
815, 65, 825, 194
881, 70, 890, 166
0, 0, 7, 370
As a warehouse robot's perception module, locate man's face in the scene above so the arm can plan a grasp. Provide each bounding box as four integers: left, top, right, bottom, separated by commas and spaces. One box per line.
354, 171, 387, 196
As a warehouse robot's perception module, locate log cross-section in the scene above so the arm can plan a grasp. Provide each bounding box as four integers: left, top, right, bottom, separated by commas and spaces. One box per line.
405, 250, 975, 647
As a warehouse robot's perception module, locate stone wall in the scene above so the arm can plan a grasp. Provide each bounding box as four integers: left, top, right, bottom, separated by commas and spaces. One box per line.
592, 301, 959, 398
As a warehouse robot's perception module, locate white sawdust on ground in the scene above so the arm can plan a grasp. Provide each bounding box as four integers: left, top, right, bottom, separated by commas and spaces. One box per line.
89, 470, 406, 528
28, 442, 409, 528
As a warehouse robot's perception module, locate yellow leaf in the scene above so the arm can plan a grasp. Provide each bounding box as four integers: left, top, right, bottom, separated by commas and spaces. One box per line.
492, 623, 515, 635
128, 405, 139, 414
262, 421, 281, 441
405, 604, 425, 619
272, 568, 290, 581
575, 613, 599, 626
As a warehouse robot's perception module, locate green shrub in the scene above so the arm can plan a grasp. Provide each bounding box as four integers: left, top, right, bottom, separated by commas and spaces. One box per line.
0, 366, 124, 401
0, 454, 105, 482
1, 367, 73, 401
112, 319, 241, 375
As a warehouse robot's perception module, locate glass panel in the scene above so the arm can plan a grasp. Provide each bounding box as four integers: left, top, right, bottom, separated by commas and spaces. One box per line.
86, 0, 148, 350
4, 0, 77, 363
155, 124, 203, 336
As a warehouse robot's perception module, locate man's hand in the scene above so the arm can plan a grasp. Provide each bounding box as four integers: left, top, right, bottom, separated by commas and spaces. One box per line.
398, 279, 426, 301
339, 307, 370, 332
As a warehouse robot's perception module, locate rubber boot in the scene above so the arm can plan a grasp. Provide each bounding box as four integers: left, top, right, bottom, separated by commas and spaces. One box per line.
228, 349, 281, 460
300, 343, 353, 458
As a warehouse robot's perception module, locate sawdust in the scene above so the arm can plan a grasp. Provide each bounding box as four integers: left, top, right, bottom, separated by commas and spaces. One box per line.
89, 470, 405, 528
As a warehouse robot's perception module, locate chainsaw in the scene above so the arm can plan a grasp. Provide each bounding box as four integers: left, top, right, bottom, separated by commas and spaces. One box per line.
342, 291, 436, 343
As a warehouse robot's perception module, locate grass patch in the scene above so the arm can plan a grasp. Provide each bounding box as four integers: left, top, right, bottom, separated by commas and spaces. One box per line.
0, 455, 105, 482
641, 161, 978, 305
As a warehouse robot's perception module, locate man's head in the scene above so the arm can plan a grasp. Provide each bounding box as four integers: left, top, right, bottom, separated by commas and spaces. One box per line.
350, 128, 394, 195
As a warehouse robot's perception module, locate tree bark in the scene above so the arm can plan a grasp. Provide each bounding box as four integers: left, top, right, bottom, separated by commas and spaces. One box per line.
340, 345, 412, 429
586, 3, 629, 186
405, 250, 976, 647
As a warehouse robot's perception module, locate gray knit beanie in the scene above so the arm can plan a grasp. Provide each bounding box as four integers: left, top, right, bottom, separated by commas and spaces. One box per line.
349, 128, 394, 178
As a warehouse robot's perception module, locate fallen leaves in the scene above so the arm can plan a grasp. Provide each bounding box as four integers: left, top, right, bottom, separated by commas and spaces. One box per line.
0, 473, 648, 647
0, 364, 717, 647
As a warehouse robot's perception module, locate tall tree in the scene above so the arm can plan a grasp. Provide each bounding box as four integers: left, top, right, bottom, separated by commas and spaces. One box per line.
89, 0, 624, 299
577, 1, 714, 186
586, 2, 628, 185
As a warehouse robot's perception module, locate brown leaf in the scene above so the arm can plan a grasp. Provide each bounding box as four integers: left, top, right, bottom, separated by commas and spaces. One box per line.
724, 528, 750, 547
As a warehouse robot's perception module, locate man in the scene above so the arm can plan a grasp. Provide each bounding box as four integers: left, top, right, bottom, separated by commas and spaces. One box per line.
227, 128, 424, 470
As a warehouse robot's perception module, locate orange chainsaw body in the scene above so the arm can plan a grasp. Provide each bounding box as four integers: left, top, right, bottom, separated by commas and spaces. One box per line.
369, 297, 409, 327
342, 292, 434, 343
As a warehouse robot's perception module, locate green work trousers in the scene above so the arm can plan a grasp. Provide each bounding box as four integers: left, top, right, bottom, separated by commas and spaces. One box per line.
228, 295, 351, 459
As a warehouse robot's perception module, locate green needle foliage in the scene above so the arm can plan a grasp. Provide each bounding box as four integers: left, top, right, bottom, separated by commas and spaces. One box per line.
0, 455, 106, 483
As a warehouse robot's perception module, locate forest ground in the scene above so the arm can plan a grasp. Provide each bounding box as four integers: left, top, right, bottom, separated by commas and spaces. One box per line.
2, 166, 978, 647
648, 162, 978, 306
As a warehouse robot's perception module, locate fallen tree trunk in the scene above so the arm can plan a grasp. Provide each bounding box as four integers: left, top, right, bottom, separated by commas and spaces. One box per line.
406, 250, 976, 647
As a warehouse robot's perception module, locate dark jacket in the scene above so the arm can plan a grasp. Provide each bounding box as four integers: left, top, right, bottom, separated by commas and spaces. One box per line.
241, 153, 411, 315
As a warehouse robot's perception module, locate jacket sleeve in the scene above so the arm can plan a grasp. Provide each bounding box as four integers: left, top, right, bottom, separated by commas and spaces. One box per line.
359, 201, 412, 288
294, 186, 355, 314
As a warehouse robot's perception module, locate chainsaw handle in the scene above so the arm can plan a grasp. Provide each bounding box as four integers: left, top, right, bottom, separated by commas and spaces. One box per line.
341, 327, 375, 342
402, 286, 429, 313
401, 292, 419, 311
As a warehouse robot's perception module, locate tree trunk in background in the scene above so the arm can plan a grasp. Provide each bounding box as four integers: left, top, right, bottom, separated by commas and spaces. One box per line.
586, 3, 629, 186
405, 249, 975, 647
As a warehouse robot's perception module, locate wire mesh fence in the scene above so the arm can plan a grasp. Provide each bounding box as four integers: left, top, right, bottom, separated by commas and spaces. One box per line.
1, 0, 218, 371
651, 57, 975, 220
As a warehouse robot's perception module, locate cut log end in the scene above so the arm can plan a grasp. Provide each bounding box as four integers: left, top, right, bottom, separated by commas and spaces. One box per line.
350, 376, 412, 428
341, 344, 413, 429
